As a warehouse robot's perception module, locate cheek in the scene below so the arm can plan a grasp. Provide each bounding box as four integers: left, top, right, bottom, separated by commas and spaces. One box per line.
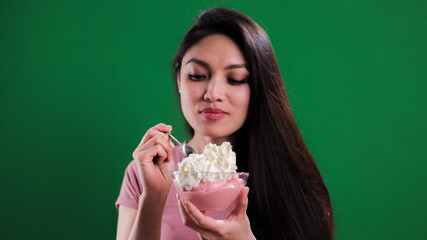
232, 87, 250, 113
186, 82, 205, 100
181, 84, 204, 110
181, 94, 194, 112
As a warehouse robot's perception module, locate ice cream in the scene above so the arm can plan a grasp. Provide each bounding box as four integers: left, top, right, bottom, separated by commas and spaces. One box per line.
172, 142, 248, 211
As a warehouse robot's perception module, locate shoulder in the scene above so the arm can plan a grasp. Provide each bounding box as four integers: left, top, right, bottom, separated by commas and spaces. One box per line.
121, 160, 139, 184
125, 159, 138, 173
122, 160, 142, 193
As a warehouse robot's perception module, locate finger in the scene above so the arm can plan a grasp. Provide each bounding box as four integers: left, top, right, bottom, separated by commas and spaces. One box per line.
135, 134, 173, 162
139, 123, 172, 145
177, 197, 210, 233
197, 233, 209, 240
177, 196, 217, 237
143, 129, 175, 148
144, 134, 174, 163
231, 187, 249, 216
138, 145, 168, 164
152, 123, 173, 133
182, 199, 220, 230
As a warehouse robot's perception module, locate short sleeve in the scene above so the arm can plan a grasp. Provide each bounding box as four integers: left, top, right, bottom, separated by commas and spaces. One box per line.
115, 160, 142, 210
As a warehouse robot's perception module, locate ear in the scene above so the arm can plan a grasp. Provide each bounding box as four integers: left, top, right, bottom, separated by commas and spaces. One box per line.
176, 63, 181, 90
177, 73, 181, 89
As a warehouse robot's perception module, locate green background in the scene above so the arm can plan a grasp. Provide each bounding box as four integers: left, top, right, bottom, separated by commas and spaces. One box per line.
1, 0, 426, 239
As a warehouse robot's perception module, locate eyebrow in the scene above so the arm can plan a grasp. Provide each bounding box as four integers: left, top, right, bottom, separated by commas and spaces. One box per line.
225, 64, 247, 70
185, 58, 247, 71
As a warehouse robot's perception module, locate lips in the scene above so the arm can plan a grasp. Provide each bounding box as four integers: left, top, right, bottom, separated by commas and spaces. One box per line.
200, 108, 227, 120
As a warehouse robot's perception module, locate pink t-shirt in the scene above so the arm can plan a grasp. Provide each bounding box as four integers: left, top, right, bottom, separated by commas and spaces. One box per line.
115, 145, 234, 240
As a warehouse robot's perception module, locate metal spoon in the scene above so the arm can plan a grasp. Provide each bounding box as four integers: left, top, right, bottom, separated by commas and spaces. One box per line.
167, 133, 197, 157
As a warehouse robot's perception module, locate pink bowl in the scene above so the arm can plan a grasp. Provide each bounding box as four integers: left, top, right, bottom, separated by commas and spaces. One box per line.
171, 172, 249, 211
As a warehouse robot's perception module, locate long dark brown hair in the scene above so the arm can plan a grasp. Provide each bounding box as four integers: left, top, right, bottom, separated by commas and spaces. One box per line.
172, 8, 334, 240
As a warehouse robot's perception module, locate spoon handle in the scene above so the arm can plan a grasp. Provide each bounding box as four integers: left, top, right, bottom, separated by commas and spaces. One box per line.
167, 133, 182, 146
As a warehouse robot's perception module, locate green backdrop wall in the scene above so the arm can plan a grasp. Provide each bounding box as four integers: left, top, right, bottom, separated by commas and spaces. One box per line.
1, 0, 426, 239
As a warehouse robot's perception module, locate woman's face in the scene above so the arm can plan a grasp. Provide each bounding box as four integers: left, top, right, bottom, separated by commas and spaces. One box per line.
178, 34, 250, 139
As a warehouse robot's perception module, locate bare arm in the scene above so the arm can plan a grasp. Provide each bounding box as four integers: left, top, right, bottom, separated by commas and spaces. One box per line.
117, 205, 137, 240
116, 123, 175, 240
117, 193, 168, 240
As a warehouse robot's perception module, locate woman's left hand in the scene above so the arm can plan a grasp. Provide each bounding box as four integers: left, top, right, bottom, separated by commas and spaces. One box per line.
177, 187, 256, 240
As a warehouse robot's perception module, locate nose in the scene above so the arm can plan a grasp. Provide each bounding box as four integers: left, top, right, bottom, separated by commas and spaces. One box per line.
204, 75, 226, 102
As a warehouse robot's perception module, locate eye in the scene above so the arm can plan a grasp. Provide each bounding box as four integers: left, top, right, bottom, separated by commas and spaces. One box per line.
228, 78, 248, 85
188, 74, 206, 81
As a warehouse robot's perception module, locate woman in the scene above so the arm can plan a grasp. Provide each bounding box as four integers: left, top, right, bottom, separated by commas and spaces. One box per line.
116, 8, 334, 240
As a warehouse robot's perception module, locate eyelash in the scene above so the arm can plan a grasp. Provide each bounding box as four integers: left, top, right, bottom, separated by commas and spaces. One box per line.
188, 74, 247, 85
188, 74, 206, 81
228, 78, 247, 85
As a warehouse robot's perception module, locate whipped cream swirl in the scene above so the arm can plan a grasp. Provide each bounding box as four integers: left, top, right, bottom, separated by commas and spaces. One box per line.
177, 142, 237, 190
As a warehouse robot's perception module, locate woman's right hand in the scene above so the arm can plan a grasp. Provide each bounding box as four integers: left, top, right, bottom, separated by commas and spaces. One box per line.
132, 123, 175, 198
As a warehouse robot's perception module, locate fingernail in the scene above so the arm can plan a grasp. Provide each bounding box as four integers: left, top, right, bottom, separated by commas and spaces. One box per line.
182, 199, 188, 209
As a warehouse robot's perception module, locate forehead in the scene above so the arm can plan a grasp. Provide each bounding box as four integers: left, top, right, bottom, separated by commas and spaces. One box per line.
182, 34, 246, 67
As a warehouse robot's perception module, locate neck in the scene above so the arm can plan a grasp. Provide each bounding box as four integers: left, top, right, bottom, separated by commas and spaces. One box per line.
187, 132, 236, 154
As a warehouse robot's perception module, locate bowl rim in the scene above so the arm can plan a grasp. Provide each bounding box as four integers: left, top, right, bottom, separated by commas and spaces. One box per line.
171, 171, 249, 174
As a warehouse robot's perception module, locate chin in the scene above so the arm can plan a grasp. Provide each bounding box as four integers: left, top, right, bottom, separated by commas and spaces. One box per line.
196, 125, 237, 139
